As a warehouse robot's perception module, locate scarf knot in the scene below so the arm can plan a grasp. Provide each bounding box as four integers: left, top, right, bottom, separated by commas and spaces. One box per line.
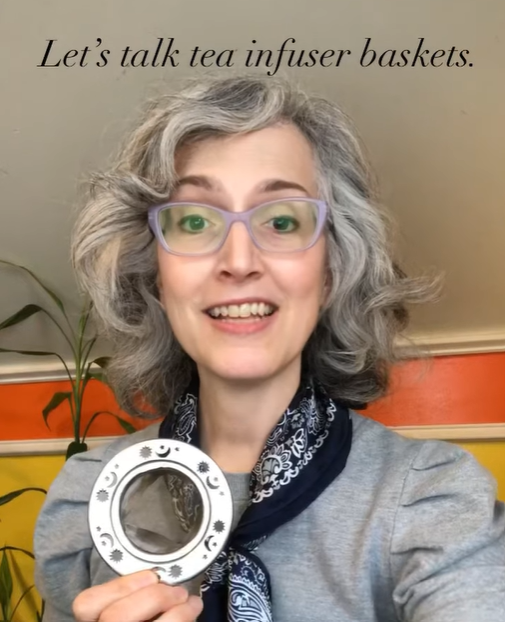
159, 373, 352, 621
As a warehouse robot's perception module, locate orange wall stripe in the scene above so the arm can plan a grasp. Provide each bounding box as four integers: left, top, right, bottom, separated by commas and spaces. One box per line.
0, 378, 155, 441
0, 351, 504, 441
361, 352, 505, 427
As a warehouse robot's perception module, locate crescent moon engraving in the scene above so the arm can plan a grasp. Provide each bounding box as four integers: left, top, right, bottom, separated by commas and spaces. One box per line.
156, 447, 171, 458
100, 533, 114, 548
206, 476, 220, 490
204, 535, 216, 551
106, 472, 118, 488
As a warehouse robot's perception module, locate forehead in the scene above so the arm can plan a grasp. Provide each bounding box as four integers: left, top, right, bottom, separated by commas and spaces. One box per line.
174, 123, 318, 192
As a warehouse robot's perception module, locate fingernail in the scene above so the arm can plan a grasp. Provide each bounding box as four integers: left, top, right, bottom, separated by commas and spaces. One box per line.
188, 595, 203, 613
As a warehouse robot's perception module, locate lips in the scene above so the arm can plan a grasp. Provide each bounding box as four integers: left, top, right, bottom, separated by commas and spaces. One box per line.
203, 304, 278, 335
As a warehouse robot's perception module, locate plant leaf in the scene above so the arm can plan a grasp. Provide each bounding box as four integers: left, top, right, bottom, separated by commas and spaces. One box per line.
115, 417, 136, 434
87, 369, 105, 382
0, 546, 35, 561
80, 411, 105, 443
0, 347, 63, 357
42, 392, 72, 429
0, 550, 13, 620
82, 357, 112, 390
81, 410, 137, 442
91, 357, 110, 369
78, 301, 93, 339
10, 584, 34, 621
0, 260, 66, 315
0, 304, 44, 331
66, 441, 88, 460
0, 488, 46, 507
85, 369, 112, 391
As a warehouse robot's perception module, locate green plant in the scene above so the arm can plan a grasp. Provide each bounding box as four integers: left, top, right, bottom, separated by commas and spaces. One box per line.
0, 488, 47, 622
0, 260, 136, 459
0, 548, 43, 622
0, 261, 136, 620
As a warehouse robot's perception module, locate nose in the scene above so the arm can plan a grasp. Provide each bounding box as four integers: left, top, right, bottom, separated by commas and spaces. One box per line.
215, 221, 262, 280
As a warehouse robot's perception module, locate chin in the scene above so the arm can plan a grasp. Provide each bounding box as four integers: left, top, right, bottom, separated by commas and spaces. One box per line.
203, 356, 282, 383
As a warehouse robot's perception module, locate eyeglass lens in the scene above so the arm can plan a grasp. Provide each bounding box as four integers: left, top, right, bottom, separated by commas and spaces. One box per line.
158, 200, 319, 254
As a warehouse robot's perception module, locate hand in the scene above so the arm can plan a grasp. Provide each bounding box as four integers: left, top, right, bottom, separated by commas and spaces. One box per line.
72, 570, 203, 621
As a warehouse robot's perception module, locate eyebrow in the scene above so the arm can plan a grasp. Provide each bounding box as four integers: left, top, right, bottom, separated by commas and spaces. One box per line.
259, 179, 310, 194
172, 175, 310, 195
172, 175, 215, 191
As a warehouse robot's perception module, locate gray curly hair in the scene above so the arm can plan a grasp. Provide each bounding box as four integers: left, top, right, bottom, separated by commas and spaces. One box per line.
71, 74, 440, 418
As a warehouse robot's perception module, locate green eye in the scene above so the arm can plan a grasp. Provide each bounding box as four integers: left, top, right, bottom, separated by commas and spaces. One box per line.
269, 216, 298, 232
179, 215, 208, 232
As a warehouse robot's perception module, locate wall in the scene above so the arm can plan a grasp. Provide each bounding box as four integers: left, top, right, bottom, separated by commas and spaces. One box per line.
1, 0, 505, 361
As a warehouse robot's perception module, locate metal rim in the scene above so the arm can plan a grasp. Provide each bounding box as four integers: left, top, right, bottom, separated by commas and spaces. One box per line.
88, 439, 233, 584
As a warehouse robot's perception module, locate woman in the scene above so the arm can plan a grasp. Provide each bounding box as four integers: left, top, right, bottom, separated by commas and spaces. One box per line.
34, 75, 505, 621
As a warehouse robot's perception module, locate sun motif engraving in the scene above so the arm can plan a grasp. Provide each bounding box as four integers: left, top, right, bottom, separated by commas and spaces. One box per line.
197, 461, 209, 473
109, 549, 123, 563
140, 446, 152, 459
96, 489, 109, 502
213, 520, 225, 534
169, 564, 182, 579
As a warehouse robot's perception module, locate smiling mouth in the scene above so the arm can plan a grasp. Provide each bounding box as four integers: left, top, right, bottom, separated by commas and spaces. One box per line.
205, 302, 278, 320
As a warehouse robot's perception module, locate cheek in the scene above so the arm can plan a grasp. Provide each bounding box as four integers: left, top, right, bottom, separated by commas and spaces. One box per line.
157, 257, 195, 318
156, 256, 215, 343
277, 252, 327, 305
157, 252, 207, 301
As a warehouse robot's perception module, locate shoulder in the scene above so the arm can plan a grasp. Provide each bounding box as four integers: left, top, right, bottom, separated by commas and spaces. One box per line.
344, 410, 502, 523
33, 422, 161, 618
347, 413, 505, 616
347, 410, 497, 486
350, 410, 505, 618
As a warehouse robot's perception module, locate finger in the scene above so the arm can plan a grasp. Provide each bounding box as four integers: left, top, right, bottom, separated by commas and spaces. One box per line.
73, 570, 163, 621
97, 583, 190, 622
155, 595, 204, 621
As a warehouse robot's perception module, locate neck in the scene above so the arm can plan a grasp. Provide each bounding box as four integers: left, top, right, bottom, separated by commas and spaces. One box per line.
197, 359, 302, 473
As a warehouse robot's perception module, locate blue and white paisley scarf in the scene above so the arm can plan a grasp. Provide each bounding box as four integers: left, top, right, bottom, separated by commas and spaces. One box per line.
159, 370, 353, 622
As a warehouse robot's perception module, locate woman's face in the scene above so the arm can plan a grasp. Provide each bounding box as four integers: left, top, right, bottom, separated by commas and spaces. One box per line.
156, 123, 328, 382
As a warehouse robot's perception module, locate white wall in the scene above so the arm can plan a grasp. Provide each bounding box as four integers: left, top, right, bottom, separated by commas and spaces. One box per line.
1, 0, 504, 371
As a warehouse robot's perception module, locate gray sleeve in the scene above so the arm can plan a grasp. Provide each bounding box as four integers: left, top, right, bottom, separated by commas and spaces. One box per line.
390, 440, 505, 621
33, 425, 161, 621
33, 449, 105, 621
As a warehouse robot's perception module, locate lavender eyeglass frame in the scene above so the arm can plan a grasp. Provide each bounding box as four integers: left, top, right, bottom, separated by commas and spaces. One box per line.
147, 198, 328, 256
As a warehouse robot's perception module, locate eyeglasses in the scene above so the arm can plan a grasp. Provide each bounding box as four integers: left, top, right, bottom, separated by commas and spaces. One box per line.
148, 198, 328, 256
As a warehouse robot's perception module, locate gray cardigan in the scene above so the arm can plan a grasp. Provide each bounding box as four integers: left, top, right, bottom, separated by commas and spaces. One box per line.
34, 411, 505, 621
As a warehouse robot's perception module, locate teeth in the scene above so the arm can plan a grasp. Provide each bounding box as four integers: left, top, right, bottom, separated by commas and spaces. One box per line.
207, 302, 276, 319
229, 305, 240, 318
239, 304, 250, 318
